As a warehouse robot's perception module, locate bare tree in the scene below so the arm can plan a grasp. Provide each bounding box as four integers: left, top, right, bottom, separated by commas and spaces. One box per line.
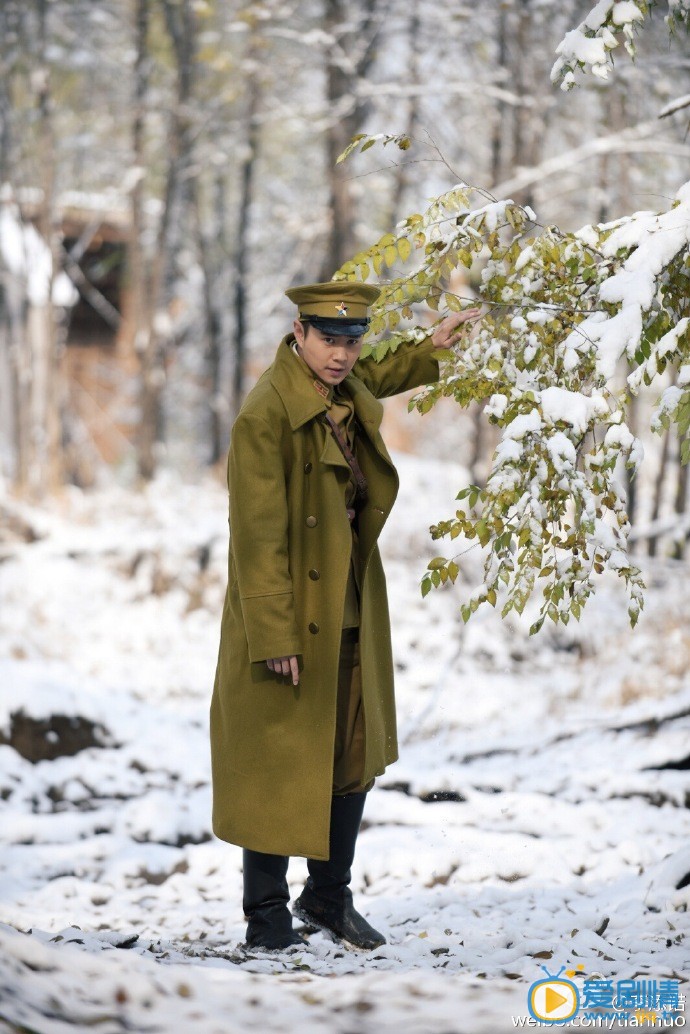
319, 0, 384, 279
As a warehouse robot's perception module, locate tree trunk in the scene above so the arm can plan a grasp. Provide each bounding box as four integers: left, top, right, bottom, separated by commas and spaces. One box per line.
0, 4, 14, 184
648, 425, 671, 558
490, 6, 508, 187
232, 70, 261, 429
129, 0, 153, 478
133, 0, 197, 482
510, 0, 536, 211
319, 0, 380, 280
625, 389, 638, 548
32, 0, 62, 496
388, 8, 420, 226
672, 435, 688, 560
192, 169, 228, 465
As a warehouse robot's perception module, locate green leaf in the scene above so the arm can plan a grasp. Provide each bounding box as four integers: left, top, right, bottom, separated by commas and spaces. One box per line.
476, 520, 491, 547
427, 556, 447, 571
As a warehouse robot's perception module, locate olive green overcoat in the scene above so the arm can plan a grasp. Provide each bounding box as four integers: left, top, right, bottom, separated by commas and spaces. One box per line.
210, 334, 440, 860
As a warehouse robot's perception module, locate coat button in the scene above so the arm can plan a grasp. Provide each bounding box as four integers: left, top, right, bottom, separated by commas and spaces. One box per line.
309, 622, 319, 634
308, 569, 320, 580
306, 515, 318, 527
304, 462, 312, 474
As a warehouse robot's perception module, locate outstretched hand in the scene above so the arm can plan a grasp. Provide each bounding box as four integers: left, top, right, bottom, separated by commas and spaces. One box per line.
431, 307, 482, 350
266, 655, 300, 686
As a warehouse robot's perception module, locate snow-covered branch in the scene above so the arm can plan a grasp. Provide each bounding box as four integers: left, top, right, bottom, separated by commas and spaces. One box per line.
551, 0, 687, 91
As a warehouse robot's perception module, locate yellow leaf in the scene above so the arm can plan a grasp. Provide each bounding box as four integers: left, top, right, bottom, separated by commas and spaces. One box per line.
384, 245, 398, 267
398, 237, 412, 262
336, 134, 366, 164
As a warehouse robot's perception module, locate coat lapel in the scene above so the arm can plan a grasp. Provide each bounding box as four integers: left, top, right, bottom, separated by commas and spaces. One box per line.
344, 374, 384, 436
269, 336, 329, 430
268, 335, 391, 471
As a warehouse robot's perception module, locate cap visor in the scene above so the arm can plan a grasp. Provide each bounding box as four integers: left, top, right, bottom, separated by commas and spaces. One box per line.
307, 318, 368, 337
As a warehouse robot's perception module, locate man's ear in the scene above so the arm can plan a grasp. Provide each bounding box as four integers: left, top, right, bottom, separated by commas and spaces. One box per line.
293, 319, 305, 347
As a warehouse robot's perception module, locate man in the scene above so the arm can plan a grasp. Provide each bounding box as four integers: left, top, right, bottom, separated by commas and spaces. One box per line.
210, 281, 479, 952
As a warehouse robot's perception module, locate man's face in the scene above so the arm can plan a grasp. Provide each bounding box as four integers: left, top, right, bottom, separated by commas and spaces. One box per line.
293, 320, 363, 386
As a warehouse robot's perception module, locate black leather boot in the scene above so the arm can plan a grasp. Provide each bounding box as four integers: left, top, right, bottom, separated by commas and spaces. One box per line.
242, 849, 306, 951
293, 792, 386, 950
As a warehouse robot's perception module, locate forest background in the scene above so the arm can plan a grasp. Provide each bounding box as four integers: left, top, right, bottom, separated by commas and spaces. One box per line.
1, 0, 690, 537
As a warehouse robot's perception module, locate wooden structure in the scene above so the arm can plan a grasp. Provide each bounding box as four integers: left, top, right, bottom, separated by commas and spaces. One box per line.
22, 193, 138, 468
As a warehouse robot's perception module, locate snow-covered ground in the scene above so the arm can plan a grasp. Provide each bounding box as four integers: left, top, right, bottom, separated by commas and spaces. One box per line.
1, 453, 689, 1033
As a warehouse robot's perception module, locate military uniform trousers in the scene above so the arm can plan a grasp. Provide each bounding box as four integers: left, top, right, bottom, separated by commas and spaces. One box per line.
332, 627, 374, 796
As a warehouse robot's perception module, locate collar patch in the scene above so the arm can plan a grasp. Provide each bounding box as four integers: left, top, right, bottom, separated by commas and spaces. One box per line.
312, 379, 330, 400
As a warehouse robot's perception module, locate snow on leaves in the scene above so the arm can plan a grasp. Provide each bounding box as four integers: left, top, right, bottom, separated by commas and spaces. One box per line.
551, 0, 666, 90
336, 137, 690, 633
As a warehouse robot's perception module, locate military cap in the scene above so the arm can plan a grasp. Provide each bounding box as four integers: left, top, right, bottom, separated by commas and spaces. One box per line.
286, 281, 381, 337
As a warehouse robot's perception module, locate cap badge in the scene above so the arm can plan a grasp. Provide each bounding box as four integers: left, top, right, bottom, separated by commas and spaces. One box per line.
336, 302, 348, 316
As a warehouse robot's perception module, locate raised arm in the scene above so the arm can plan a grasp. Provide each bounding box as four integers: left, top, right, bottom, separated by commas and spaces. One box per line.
353, 309, 480, 399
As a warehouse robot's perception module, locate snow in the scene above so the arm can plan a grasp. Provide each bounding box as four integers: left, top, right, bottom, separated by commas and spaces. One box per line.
610, 2, 645, 27
1, 458, 689, 1032
539, 387, 607, 436
555, 29, 608, 71
545, 431, 577, 474
551, 0, 647, 86
503, 409, 542, 440
583, 0, 617, 32
0, 203, 78, 309
561, 182, 690, 383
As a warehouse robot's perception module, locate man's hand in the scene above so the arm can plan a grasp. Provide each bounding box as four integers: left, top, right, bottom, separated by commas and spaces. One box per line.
266, 655, 300, 686
431, 307, 481, 350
